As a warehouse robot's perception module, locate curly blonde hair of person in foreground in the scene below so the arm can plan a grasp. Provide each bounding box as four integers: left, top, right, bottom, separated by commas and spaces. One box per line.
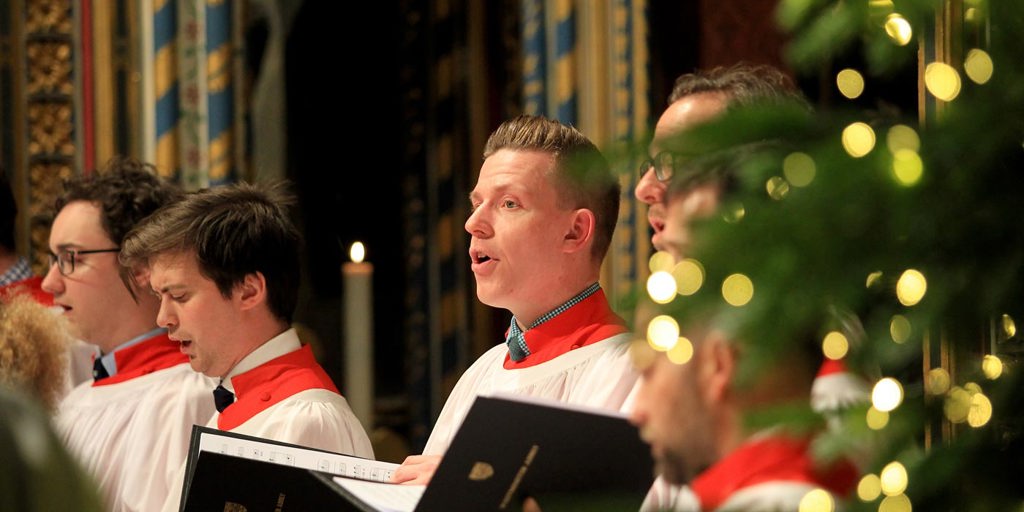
0, 293, 71, 410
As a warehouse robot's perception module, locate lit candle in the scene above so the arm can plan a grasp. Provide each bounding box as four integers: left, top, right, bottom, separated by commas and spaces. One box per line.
342, 241, 374, 431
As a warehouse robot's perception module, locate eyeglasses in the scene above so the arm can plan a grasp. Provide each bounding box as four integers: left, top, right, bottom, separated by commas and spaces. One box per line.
638, 151, 690, 182
48, 248, 120, 276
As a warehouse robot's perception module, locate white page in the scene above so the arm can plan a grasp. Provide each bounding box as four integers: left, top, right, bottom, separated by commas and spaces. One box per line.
197, 430, 399, 481
331, 477, 425, 512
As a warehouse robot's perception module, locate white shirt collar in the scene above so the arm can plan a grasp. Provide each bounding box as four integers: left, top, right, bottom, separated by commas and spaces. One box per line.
222, 327, 300, 391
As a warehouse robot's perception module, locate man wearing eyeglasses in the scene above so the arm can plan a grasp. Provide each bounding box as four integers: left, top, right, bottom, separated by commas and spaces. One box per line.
634, 63, 800, 252
43, 157, 217, 512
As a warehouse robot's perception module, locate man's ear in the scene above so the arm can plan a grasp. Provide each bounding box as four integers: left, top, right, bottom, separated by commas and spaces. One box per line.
236, 272, 268, 311
697, 330, 736, 403
563, 208, 596, 254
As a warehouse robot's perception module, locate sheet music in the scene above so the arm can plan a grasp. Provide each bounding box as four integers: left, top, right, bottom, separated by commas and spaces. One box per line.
332, 477, 425, 512
196, 429, 398, 482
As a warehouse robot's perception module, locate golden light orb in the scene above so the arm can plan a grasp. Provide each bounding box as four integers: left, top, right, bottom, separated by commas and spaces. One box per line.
879, 461, 908, 496
896, 269, 927, 306
646, 315, 680, 351
866, 406, 890, 430
892, 149, 924, 186
868, 0, 894, 19
944, 386, 971, 423
1002, 313, 1016, 338
798, 488, 835, 512
866, 270, 884, 288
857, 473, 882, 501
842, 122, 876, 158
723, 202, 745, 223
886, 124, 920, 153
926, 368, 951, 395
667, 336, 694, 365
836, 68, 866, 99
647, 271, 678, 304
766, 176, 790, 200
822, 331, 849, 360
924, 62, 962, 101
967, 392, 993, 427
964, 48, 994, 84
722, 273, 754, 307
649, 250, 675, 273
884, 14, 913, 46
672, 259, 705, 296
783, 152, 816, 187
872, 377, 904, 412
964, 381, 982, 394
982, 355, 1003, 380
890, 315, 911, 344
879, 493, 913, 512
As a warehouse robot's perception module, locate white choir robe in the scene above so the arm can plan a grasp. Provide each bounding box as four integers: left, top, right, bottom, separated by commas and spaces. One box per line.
56, 364, 216, 512
424, 332, 639, 455
160, 330, 373, 512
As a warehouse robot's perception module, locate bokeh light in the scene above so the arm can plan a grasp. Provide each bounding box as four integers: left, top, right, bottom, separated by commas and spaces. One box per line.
944, 386, 971, 423
822, 331, 849, 360
982, 355, 1003, 380
872, 377, 904, 412
667, 337, 694, 365
723, 201, 745, 223
766, 176, 790, 200
672, 259, 705, 296
722, 274, 754, 307
1002, 313, 1016, 338
967, 392, 993, 427
878, 493, 912, 512
890, 315, 911, 343
879, 461, 908, 496
866, 407, 890, 430
836, 68, 866, 99
892, 149, 924, 186
649, 251, 675, 273
842, 122, 876, 158
783, 152, 816, 187
866, 270, 884, 288
798, 488, 834, 512
857, 473, 882, 501
924, 62, 962, 101
646, 315, 680, 351
926, 368, 951, 395
886, 125, 920, 153
884, 13, 913, 46
964, 49, 994, 84
647, 271, 678, 304
896, 269, 927, 306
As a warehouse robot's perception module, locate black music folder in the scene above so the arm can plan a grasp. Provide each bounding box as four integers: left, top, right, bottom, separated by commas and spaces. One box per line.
181, 394, 653, 511
332, 394, 654, 511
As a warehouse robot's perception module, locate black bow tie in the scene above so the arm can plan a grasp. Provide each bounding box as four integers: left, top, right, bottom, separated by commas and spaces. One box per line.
213, 384, 235, 413
92, 358, 110, 381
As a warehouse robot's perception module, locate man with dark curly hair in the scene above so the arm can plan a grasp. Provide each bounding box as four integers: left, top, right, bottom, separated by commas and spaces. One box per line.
42, 157, 216, 512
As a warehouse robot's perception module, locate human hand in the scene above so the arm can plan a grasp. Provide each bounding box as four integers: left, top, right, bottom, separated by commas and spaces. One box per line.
390, 454, 442, 485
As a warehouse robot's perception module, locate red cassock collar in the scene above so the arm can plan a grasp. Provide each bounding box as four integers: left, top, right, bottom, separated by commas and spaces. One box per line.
92, 332, 188, 387
691, 435, 858, 511
503, 289, 628, 369
217, 344, 339, 431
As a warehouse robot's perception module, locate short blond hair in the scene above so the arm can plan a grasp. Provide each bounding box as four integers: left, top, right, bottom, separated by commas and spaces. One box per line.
0, 294, 70, 410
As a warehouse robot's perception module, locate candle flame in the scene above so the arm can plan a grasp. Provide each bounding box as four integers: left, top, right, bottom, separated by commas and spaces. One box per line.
350, 242, 366, 263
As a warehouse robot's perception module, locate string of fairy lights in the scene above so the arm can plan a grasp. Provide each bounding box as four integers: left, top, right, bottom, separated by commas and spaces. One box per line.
637, 1, 1010, 511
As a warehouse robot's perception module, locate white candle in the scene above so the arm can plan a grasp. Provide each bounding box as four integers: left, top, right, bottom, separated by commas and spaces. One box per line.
343, 241, 374, 431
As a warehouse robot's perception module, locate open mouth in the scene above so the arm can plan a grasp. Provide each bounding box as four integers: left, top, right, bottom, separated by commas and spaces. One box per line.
470, 248, 493, 264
